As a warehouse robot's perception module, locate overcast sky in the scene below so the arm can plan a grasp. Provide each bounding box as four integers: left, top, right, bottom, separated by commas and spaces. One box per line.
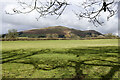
0, 0, 119, 35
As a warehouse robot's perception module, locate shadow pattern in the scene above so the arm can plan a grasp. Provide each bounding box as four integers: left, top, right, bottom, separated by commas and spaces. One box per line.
2, 46, 120, 79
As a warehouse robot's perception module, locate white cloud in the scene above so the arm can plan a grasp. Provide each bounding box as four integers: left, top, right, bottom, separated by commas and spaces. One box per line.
0, 0, 119, 35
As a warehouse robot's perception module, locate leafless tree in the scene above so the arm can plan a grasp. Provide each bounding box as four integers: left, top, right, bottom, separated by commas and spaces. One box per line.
74, 0, 118, 27
5, 0, 118, 26
6, 0, 70, 20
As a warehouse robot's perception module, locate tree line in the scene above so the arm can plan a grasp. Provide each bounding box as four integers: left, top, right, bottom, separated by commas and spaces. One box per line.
0, 29, 119, 41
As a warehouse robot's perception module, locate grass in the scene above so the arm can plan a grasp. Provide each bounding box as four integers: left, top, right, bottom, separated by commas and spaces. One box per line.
2, 39, 118, 50
1, 39, 120, 79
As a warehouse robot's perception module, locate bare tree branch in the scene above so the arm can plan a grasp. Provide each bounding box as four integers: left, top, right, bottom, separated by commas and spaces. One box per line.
6, 0, 69, 20
74, 0, 118, 27
5, 0, 118, 27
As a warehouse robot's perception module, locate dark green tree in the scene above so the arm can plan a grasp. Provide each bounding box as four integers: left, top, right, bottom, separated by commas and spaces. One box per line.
6, 29, 18, 39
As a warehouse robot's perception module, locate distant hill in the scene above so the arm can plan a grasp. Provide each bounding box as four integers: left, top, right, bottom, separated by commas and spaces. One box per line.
18, 26, 102, 38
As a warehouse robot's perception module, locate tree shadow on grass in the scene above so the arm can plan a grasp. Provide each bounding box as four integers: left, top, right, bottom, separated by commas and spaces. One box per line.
2, 46, 120, 79
1, 49, 51, 64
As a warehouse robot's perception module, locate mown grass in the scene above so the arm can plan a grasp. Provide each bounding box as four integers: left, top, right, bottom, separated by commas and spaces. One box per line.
1, 39, 120, 79
2, 39, 118, 50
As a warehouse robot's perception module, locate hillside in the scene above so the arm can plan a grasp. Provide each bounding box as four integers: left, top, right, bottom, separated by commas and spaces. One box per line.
18, 26, 102, 38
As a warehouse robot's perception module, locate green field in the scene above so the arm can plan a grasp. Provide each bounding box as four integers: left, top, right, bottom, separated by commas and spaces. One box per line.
1, 39, 120, 79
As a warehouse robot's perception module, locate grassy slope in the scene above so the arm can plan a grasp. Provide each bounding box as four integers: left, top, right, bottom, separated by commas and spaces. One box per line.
19, 26, 102, 38
2, 39, 119, 79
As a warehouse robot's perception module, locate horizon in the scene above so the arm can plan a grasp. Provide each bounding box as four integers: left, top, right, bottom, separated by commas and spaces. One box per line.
0, 0, 119, 36
1, 26, 119, 38
1, 25, 106, 35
